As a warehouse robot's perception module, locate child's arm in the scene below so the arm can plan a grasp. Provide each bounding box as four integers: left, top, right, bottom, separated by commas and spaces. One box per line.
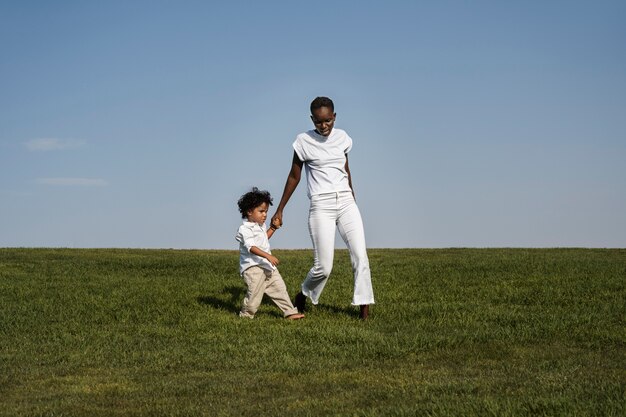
249, 246, 279, 266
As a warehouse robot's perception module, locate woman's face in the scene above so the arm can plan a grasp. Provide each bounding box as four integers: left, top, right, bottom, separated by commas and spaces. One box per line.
310, 106, 336, 137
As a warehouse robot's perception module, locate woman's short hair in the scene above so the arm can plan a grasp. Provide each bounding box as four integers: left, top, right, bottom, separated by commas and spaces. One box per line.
310, 96, 334, 113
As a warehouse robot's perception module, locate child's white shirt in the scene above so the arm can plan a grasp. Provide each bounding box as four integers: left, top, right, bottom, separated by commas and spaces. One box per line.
292, 128, 353, 198
236, 220, 276, 275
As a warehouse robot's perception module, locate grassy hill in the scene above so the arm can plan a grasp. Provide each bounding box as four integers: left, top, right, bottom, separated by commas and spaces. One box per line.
1, 248, 624, 416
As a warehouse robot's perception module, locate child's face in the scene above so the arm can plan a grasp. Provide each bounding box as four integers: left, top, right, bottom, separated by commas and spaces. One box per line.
311, 106, 336, 137
247, 202, 269, 225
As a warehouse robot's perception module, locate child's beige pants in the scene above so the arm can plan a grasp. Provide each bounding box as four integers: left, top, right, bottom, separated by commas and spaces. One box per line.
240, 266, 299, 318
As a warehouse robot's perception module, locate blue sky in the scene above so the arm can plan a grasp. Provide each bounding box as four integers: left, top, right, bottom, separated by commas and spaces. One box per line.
1, 1, 625, 249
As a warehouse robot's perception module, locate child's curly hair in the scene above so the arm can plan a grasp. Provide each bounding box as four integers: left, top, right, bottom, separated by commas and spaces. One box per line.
237, 187, 273, 218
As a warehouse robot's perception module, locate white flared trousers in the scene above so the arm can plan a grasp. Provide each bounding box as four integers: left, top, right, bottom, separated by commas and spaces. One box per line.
302, 191, 375, 306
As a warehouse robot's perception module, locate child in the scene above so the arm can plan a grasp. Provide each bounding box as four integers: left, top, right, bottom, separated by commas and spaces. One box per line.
236, 187, 304, 320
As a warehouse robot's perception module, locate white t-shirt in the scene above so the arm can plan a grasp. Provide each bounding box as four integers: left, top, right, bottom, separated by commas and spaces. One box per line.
236, 220, 276, 275
292, 128, 353, 198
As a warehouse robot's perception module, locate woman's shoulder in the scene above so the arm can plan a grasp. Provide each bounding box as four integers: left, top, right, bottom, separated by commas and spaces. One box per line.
295, 130, 317, 140
331, 128, 352, 143
294, 130, 323, 149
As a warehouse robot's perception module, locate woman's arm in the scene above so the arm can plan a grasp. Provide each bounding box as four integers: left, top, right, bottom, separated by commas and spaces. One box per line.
345, 153, 355, 199
271, 151, 303, 227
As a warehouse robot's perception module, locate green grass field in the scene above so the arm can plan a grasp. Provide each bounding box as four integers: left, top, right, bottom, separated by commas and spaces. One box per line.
1, 248, 624, 416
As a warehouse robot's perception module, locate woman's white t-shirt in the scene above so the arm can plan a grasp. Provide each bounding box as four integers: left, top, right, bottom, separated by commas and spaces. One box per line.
292, 128, 353, 198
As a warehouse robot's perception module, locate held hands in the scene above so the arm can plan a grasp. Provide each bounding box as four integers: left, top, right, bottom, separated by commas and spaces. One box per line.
267, 217, 282, 267
270, 216, 282, 230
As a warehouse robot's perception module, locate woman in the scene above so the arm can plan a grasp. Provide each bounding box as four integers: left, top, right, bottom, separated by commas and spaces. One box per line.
271, 96, 374, 319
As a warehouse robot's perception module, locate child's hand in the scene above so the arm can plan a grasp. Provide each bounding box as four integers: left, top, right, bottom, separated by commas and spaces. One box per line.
267, 255, 280, 266
271, 217, 282, 230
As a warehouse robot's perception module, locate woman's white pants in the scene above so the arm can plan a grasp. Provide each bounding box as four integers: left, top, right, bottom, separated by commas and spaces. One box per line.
302, 191, 375, 306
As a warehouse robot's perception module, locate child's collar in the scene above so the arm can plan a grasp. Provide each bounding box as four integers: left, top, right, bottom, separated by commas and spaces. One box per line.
243, 220, 263, 228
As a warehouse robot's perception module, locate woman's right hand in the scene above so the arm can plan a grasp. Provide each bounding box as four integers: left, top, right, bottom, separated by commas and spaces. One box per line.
271, 211, 283, 228
271, 216, 282, 230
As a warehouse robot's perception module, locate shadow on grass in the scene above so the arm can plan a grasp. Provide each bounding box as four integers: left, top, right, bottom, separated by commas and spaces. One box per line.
197, 285, 243, 314
316, 303, 361, 319
197, 285, 360, 319
196, 285, 285, 318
